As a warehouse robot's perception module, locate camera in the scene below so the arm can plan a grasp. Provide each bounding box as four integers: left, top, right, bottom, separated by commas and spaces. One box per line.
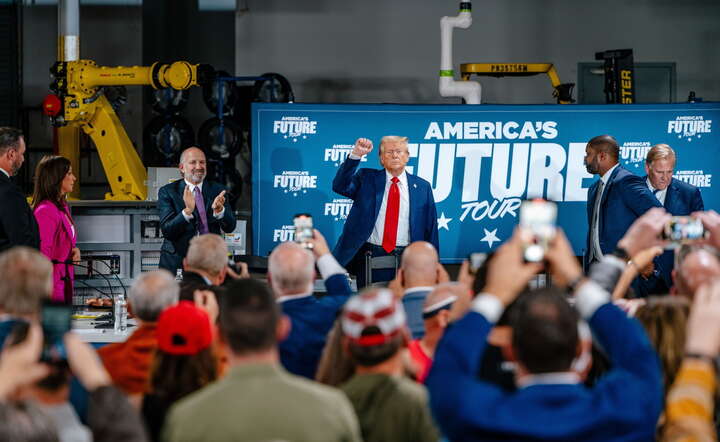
519, 199, 557, 262
293, 213, 314, 249
661, 216, 707, 248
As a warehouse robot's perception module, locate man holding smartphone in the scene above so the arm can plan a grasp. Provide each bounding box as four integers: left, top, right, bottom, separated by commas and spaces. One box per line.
0, 247, 53, 346
643, 144, 704, 292
332, 136, 439, 288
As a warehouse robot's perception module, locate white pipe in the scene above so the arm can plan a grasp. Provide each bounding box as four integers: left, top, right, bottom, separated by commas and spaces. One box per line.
439, 2, 481, 104
58, 0, 80, 61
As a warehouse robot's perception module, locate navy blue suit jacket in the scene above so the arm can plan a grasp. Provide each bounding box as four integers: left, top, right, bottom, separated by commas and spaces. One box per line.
647, 177, 704, 288
279, 273, 353, 379
402, 288, 433, 339
0, 172, 39, 253
427, 302, 662, 441
584, 166, 662, 270
331, 158, 439, 266
157, 179, 237, 274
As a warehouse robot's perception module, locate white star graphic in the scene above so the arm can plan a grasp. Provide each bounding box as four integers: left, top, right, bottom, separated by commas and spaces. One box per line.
437, 213, 453, 231
480, 228, 501, 248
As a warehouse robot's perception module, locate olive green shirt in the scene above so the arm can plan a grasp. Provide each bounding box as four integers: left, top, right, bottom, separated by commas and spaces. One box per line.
341, 373, 440, 442
163, 363, 361, 442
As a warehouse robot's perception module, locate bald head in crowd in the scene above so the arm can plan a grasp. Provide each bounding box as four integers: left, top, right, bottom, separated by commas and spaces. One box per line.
672, 246, 720, 298
423, 283, 457, 333
184, 233, 229, 285
400, 241, 440, 287
268, 242, 315, 296
0, 247, 52, 317
128, 269, 179, 323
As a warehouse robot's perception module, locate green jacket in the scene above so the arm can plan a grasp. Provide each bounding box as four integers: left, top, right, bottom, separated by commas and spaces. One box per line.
163, 363, 361, 442
341, 373, 440, 442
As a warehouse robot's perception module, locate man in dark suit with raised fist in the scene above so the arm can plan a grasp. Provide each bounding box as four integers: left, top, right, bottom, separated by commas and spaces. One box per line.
332, 136, 439, 288
158, 147, 236, 275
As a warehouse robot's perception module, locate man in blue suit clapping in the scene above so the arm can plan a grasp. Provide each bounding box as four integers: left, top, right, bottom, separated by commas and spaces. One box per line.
332, 136, 439, 288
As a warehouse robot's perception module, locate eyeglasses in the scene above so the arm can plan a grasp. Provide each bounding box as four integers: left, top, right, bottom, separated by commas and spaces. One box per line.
383, 149, 408, 157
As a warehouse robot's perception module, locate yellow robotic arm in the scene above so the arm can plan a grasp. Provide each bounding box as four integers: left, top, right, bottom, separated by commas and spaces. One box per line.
45, 60, 214, 200
460, 63, 575, 104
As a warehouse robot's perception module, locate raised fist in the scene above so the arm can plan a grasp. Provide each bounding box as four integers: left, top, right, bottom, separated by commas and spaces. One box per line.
352, 138, 374, 157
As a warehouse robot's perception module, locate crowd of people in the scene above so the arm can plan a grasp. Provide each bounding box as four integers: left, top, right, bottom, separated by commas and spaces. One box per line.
2, 127, 720, 441
1, 213, 720, 441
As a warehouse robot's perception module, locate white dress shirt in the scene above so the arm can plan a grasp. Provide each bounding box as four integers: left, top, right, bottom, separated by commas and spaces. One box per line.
368, 170, 410, 247
516, 372, 581, 388
646, 179, 667, 205
181, 180, 225, 223
0, 167, 9, 178
591, 163, 619, 259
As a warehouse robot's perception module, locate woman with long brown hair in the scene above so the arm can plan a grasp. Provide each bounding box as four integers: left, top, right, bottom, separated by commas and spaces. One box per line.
142, 299, 220, 441
32, 155, 78, 303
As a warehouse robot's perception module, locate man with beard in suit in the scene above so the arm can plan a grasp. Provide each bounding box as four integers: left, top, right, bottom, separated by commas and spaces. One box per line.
583, 135, 662, 296
0, 127, 39, 252
158, 147, 236, 275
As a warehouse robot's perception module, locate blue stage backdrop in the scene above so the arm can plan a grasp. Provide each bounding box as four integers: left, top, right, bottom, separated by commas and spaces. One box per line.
252, 103, 719, 262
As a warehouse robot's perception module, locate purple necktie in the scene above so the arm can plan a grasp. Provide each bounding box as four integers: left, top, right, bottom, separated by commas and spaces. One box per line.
193, 187, 209, 234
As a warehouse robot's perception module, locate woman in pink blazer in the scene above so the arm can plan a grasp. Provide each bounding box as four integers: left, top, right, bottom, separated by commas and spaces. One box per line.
32, 156, 78, 303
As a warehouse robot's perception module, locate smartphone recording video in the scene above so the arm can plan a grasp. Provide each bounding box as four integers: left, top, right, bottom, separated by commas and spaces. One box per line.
293, 213, 314, 249
519, 199, 557, 262
661, 216, 707, 248
468, 252, 487, 274
40, 301, 72, 362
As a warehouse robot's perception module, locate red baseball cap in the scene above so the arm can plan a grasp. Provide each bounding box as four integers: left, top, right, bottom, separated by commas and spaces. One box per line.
156, 301, 213, 355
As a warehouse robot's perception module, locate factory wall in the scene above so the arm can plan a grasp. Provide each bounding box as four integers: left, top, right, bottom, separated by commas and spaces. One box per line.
21, 3, 234, 199
235, 0, 720, 104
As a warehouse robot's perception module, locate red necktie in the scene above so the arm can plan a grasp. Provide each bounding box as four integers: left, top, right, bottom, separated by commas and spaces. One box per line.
382, 177, 400, 253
